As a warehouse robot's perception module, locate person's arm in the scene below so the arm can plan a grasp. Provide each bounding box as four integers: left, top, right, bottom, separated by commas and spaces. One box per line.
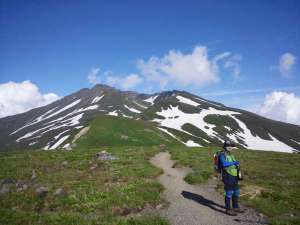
219, 153, 239, 167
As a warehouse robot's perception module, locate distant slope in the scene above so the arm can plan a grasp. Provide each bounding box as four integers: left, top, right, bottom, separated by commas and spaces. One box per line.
76, 115, 182, 148
140, 91, 300, 153
0, 84, 299, 152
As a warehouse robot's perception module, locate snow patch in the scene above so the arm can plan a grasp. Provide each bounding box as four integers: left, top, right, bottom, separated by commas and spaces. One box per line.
72, 126, 90, 143
153, 105, 295, 152
54, 129, 70, 140
29, 141, 38, 146
185, 140, 202, 147
176, 95, 200, 107
63, 143, 71, 150
50, 135, 70, 150
157, 127, 183, 144
108, 110, 118, 116
133, 101, 148, 109
124, 105, 141, 113
16, 123, 56, 142
43, 144, 50, 150
153, 106, 240, 142
291, 139, 300, 145
144, 95, 158, 105
46, 105, 98, 124
43, 99, 81, 121
158, 127, 202, 147
224, 126, 232, 131
121, 114, 133, 118
231, 117, 295, 153
91, 95, 104, 104
18, 113, 84, 142
11, 100, 81, 136
10, 107, 58, 135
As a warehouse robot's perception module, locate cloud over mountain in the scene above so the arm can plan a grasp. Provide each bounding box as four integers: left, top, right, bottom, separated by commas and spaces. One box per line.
137, 46, 241, 89
259, 91, 300, 125
271, 53, 297, 77
0, 81, 60, 118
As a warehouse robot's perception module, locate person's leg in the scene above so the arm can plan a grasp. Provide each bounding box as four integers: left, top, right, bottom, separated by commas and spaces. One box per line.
223, 173, 237, 215
225, 189, 233, 210
232, 186, 245, 213
232, 188, 240, 209
224, 189, 237, 216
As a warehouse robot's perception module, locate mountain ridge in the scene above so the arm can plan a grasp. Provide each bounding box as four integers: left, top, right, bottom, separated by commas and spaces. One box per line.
0, 84, 299, 152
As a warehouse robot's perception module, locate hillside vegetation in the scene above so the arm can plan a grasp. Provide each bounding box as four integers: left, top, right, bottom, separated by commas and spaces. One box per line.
170, 147, 300, 225
1, 115, 299, 225
77, 115, 182, 148
0, 146, 169, 225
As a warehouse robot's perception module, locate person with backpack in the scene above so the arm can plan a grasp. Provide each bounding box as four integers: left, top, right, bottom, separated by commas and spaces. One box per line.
215, 140, 245, 216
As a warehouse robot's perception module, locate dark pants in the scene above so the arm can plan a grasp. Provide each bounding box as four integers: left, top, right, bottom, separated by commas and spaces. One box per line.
222, 172, 240, 210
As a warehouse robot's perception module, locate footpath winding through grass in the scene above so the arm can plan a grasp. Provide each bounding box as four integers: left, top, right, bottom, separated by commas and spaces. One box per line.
0, 146, 170, 225
169, 147, 300, 225
1, 129, 299, 225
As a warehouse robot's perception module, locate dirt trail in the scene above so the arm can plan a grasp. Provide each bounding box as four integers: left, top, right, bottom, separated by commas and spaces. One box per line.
150, 152, 267, 225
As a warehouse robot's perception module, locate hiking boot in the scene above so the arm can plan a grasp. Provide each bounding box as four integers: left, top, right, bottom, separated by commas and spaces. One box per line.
226, 209, 237, 216
233, 207, 245, 213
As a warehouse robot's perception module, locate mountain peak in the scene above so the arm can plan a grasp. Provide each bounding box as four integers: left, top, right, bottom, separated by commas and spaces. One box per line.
0, 85, 299, 153
92, 83, 116, 91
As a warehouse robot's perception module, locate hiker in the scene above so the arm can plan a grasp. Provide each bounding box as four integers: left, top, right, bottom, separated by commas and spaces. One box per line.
219, 140, 244, 216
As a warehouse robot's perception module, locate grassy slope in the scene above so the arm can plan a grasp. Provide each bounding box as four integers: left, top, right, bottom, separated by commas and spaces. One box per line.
0, 146, 170, 225
77, 115, 182, 148
1, 114, 299, 225
169, 147, 300, 225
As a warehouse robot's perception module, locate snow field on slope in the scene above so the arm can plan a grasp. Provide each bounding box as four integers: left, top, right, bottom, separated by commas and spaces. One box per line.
153, 106, 294, 152
153, 106, 239, 141
91, 95, 104, 104
185, 140, 202, 147
14, 101, 100, 144
143, 95, 158, 105
49, 135, 70, 150
107, 110, 118, 116
133, 101, 148, 109
176, 95, 200, 107
54, 129, 70, 140
124, 105, 141, 113
231, 117, 294, 153
10, 99, 81, 135
10, 107, 58, 135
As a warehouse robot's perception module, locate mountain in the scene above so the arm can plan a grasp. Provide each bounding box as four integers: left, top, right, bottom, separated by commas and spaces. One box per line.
0, 84, 299, 153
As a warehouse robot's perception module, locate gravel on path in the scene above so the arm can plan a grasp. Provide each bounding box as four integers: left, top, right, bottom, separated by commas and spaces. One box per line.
150, 152, 268, 225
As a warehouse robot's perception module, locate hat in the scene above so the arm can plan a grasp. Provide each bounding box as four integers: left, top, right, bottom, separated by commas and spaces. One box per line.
223, 140, 236, 148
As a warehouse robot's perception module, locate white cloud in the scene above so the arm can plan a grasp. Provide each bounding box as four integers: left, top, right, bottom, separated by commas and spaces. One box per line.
105, 73, 143, 89
0, 80, 60, 118
272, 53, 297, 77
202, 85, 300, 96
213, 52, 231, 62
258, 91, 300, 125
88, 46, 241, 92
87, 67, 101, 84
87, 66, 143, 90
138, 46, 219, 88
224, 54, 242, 78
120, 74, 143, 89
137, 46, 241, 89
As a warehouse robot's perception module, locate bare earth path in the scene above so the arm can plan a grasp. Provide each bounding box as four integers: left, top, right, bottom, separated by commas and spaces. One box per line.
150, 152, 267, 225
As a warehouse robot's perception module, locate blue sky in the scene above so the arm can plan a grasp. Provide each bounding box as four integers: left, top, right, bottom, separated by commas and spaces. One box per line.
1, 0, 300, 123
